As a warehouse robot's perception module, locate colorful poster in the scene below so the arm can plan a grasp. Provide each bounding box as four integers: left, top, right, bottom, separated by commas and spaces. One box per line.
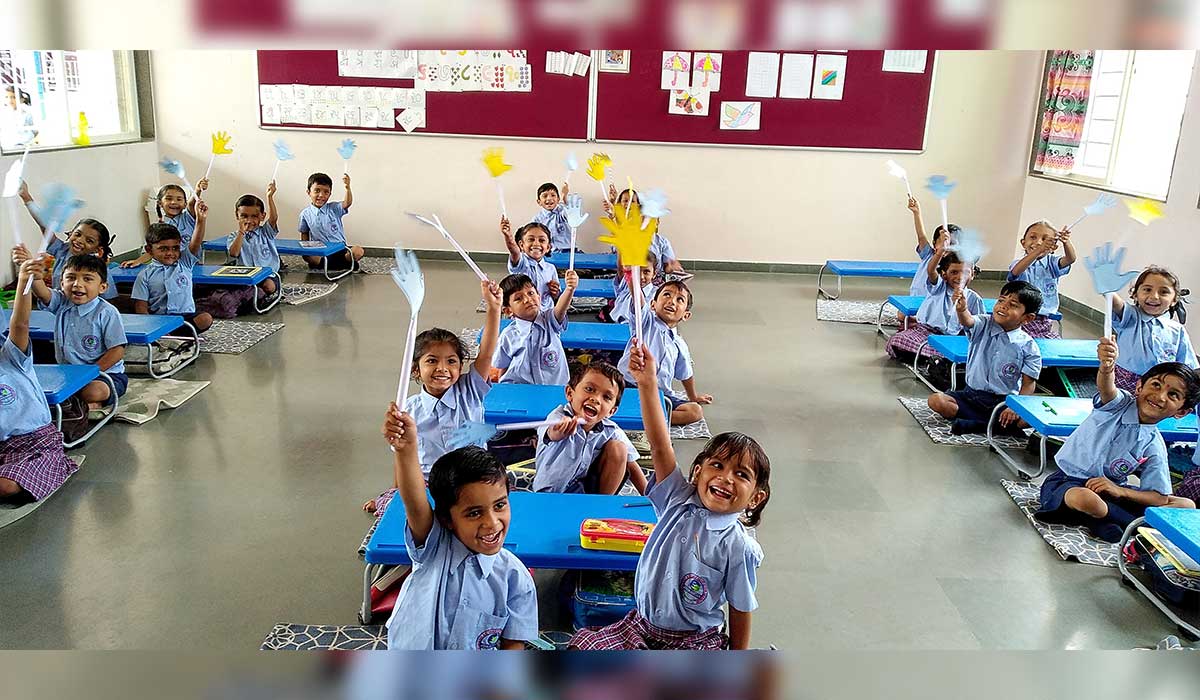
812, 53, 847, 100
719, 101, 760, 130
661, 51, 691, 89
668, 88, 710, 116
691, 52, 723, 92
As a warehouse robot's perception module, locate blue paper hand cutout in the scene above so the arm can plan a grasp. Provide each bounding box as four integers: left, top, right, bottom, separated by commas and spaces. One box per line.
273, 139, 296, 161
947, 228, 988, 264
1084, 242, 1139, 295
337, 138, 357, 160
639, 189, 671, 219
158, 158, 186, 178
925, 175, 956, 200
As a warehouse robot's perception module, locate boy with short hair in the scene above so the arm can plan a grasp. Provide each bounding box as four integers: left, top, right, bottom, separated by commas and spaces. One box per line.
531, 182, 572, 253
533, 361, 647, 495
617, 280, 712, 426
927, 280, 1043, 435
299, 172, 364, 271
500, 217, 558, 311
132, 199, 213, 332
228, 184, 280, 297
1035, 338, 1199, 542
493, 270, 578, 385
381, 407, 538, 650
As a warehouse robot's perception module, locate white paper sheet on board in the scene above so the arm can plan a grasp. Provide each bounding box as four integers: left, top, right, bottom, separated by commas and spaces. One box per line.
276, 85, 295, 104
661, 51, 691, 89
668, 88, 711, 116
691, 52, 722, 92
396, 108, 426, 132
261, 103, 281, 124
719, 101, 760, 130
882, 50, 928, 73
779, 53, 814, 99
343, 106, 361, 128
572, 52, 592, 77
745, 52, 780, 98
361, 107, 380, 128
812, 53, 847, 100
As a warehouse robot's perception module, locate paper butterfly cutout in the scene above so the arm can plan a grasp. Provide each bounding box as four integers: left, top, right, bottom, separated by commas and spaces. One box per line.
1125, 197, 1164, 226
599, 200, 655, 267
925, 175, 956, 200
337, 138, 357, 160
564, 194, 589, 229
586, 153, 612, 182
159, 158, 187, 178
639, 189, 671, 219
210, 131, 234, 155
673, 90, 705, 114
946, 228, 988, 265
565, 152, 579, 173
390, 247, 425, 316
1084, 242, 1139, 295
1083, 193, 1118, 217
885, 159, 908, 180
273, 139, 295, 161
723, 103, 757, 129
38, 183, 85, 234
482, 148, 513, 178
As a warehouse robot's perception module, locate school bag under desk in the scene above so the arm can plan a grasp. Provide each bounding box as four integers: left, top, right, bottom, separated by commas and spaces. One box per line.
1118, 507, 1200, 640
107, 264, 282, 314
34, 364, 118, 448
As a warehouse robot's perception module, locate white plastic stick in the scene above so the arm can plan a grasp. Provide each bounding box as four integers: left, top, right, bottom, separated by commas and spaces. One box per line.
495, 181, 507, 218
203, 152, 216, 181
271, 160, 281, 182
396, 315, 418, 409
344, 160, 350, 175
22, 230, 56, 294
495, 418, 575, 431
432, 215, 489, 282
568, 227, 577, 271
632, 265, 643, 344
1068, 212, 1087, 230
599, 180, 610, 207
902, 175, 912, 199
939, 199, 949, 236
1103, 292, 1114, 339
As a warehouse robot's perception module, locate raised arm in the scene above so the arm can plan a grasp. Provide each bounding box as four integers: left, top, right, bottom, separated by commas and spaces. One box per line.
1110, 291, 1128, 322
187, 200, 208, 257
630, 341, 676, 484
926, 241, 947, 286
186, 178, 208, 217
908, 196, 929, 250
1009, 238, 1051, 279
18, 181, 48, 234
228, 229, 245, 258
382, 404, 434, 546
553, 268, 577, 324
953, 288, 976, 329
1096, 336, 1119, 404
474, 280, 503, 377
500, 216, 520, 266
1057, 227, 1077, 269
10, 260, 40, 352
341, 173, 353, 210
266, 180, 279, 230
28, 267, 51, 306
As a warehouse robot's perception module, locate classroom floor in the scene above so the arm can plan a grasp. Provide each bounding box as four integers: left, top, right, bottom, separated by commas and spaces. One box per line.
0, 262, 1179, 650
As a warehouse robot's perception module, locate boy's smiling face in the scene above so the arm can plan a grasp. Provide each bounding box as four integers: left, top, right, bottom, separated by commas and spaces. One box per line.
990, 292, 1032, 331
445, 479, 510, 556
308, 183, 332, 208
504, 283, 541, 321
1021, 223, 1058, 259
1135, 373, 1190, 423
60, 267, 106, 305
565, 369, 621, 430
537, 189, 560, 211
146, 237, 183, 266
236, 205, 265, 233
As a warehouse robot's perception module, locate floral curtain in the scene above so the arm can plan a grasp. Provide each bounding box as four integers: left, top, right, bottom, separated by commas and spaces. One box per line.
1034, 50, 1095, 175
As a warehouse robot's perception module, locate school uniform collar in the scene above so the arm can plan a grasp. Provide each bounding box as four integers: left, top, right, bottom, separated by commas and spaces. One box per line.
684, 491, 744, 531
560, 403, 613, 434
418, 384, 458, 411
449, 535, 498, 578
987, 319, 1028, 344
68, 296, 103, 318
1137, 309, 1166, 327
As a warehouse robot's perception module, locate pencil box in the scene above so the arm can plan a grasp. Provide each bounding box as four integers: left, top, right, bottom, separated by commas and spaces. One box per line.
579, 518, 654, 554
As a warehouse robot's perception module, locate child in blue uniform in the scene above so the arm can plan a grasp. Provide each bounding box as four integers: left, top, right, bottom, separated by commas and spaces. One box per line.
533, 361, 646, 495
493, 271, 577, 385
607, 188, 685, 278
570, 340, 770, 650
531, 182, 572, 253
927, 280, 1044, 435
0, 261, 78, 504
1008, 220, 1074, 338
124, 179, 208, 268
903, 196, 960, 297
380, 408, 538, 650
14, 181, 118, 304
1035, 337, 1198, 542
29, 255, 128, 410
132, 200, 212, 332
885, 251, 984, 362
610, 255, 656, 326
500, 217, 558, 311
227, 185, 281, 298
299, 172, 364, 271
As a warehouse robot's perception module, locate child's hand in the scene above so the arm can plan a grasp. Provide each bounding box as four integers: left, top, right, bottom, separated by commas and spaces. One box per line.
1057, 228, 1071, 244
693, 393, 714, 405
934, 235, 948, 254
17, 180, 30, 203
602, 199, 613, 215
119, 258, 143, 269
907, 196, 920, 214
998, 407, 1021, 427
266, 180, 277, 197
952, 288, 967, 313
482, 280, 501, 310
627, 340, 658, 388
561, 182, 570, 198
18, 258, 43, 283
144, 191, 159, 217
500, 216, 513, 240
343, 173, 352, 189
382, 402, 417, 452
195, 199, 209, 220
11, 243, 30, 264
547, 279, 561, 298
1085, 476, 1121, 498
196, 178, 209, 195
608, 182, 618, 203
547, 415, 580, 441
563, 268, 579, 291
1097, 336, 1118, 372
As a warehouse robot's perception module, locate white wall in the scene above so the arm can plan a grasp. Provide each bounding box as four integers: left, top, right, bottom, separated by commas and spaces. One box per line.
1018, 61, 1200, 338
148, 50, 1044, 269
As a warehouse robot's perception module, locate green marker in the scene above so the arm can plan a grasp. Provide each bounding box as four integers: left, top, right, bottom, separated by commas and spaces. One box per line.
1041, 400, 1058, 415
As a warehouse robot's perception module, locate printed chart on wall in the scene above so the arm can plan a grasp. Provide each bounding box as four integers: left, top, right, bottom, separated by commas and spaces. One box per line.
595, 50, 936, 150
255, 50, 591, 140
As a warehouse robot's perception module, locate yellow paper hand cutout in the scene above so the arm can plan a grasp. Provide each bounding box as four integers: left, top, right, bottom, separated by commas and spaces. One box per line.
1125, 197, 1164, 226
211, 131, 234, 155
598, 200, 656, 268
585, 153, 612, 182
482, 147, 512, 178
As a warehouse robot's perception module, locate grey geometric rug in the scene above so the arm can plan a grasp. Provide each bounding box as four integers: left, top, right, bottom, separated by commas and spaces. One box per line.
1002, 479, 1120, 567
281, 282, 338, 306
669, 419, 713, 440
818, 299, 900, 326
898, 396, 1027, 448
261, 624, 387, 651
123, 340, 195, 377
112, 378, 209, 425
356, 257, 395, 275
0, 456, 83, 530
201, 320, 284, 355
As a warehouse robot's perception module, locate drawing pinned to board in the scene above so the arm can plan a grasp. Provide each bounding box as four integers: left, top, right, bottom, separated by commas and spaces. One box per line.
600, 50, 631, 73
692, 52, 723, 91
779, 53, 814, 99
719, 102, 760, 131
745, 52, 780, 98
668, 89, 710, 116
661, 51, 691, 89
812, 53, 847, 100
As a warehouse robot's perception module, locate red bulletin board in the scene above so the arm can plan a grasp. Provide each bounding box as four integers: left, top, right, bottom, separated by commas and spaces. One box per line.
255, 50, 591, 140
594, 50, 936, 151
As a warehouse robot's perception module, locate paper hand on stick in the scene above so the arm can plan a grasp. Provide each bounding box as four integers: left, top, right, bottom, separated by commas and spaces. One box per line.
564, 194, 589, 229
564, 152, 579, 183
273, 139, 296, 161
599, 201, 654, 268
158, 158, 194, 194
23, 184, 84, 293
1084, 243, 1139, 296
337, 138, 357, 161
389, 247, 425, 414
1125, 197, 1164, 227
585, 153, 612, 182
885, 159, 913, 197
482, 147, 512, 178
210, 131, 234, 155
1069, 193, 1119, 229
924, 175, 956, 200
946, 228, 988, 265
2, 160, 23, 198
639, 189, 671, 219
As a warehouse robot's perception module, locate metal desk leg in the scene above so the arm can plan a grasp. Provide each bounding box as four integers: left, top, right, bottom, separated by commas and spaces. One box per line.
1118, 517, 1200, 640
815, 264, 841, 301
149, 322, 200, 379
63, 371, 119, 449
323, 247, 354, 281
360, 563, 381, 624
986, 402, 1045, 479
253, 274, 283, 314
910, 340, 938, 392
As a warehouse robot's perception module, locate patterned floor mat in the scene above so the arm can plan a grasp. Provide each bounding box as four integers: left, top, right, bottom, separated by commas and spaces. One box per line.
898, 397, 1027, 448
201, 320, 284, 355
817, 299, 900, 326
0, 456, 83, 530
670, 419, 713, 440
281, 282, 338, 306
261, 624, 388, 651
111, 378, 209, 425
356, 257, 396, 275
123, 340, 195, 376
1002, 480, 1120, 567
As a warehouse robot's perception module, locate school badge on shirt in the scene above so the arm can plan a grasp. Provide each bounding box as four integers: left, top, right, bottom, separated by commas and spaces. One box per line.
0, 384, 15, 406
679, 573, 709, 605
541, 349, 560, 369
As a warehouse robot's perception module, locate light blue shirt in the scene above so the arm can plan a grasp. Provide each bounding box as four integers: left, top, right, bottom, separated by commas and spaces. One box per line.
131, 246, 199, 314
493, 308, 568, 385
165, 210, 197, 246
635, 469, 763, 633
0, 334, 53, 442
1008, 255, 1069, 316
619, 311, 692, 389
532, 206, 571, 251
1113, 307, 1198, 376
46, 292, 126, 375
44, 239, 117, 302
506, 254, 557, 312
612, 275, 655, 326
226, 222, 281, 273
298, 202, 348, 245
385, 517, 539, 650
650, 232, 677, 274
1054, 390, 1172, 494
909, 244, 936, 296
963, 314, 1043, 395
916, 280, 984, 334
532, 404, 639, 493
404, 367, 491, 473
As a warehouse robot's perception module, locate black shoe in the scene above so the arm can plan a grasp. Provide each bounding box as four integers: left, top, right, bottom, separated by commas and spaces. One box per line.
951, 419, 984, 435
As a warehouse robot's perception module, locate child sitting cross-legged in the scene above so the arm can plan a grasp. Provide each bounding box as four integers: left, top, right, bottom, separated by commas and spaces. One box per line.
1007, 219, 1075, 338
27, 254, 128, 411
1034, 337, 1198, 543
132, 200, 213, 332
227, 183, 280, 298
380, 407, 539, 650
532, 361, 648, 495
570, 340, 770, 650
493, 270, 577, 385
531, 181, 573, 253
927, 280, 1043, 435
885, 249, 985, 363
501, 217, 558, 312
299, 172, 365, 271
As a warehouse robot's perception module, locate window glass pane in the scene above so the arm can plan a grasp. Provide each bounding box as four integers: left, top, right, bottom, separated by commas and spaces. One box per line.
1109, 50, 1195, 199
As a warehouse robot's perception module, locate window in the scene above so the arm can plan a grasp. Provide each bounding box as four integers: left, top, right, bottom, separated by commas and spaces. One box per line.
1031, 49, 1196, 201
0, 50, 142, 153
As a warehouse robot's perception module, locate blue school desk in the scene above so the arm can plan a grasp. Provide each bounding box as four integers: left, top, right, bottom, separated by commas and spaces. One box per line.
816, 260, 919, 302
564, 278, 617, 300
202, 238, 354, 281
1118, 508, 1200, 639
24, 310, 198, 379
108, 263, 282, 314
914, 335, 1100, 392
361, 491, 655, 623
987, 395, 1200, 479
547, 253, 617, 270
481, 321, 630, 352
484, 383, 663, 431
34, 364, 118, 448
878, 295, 997, 338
